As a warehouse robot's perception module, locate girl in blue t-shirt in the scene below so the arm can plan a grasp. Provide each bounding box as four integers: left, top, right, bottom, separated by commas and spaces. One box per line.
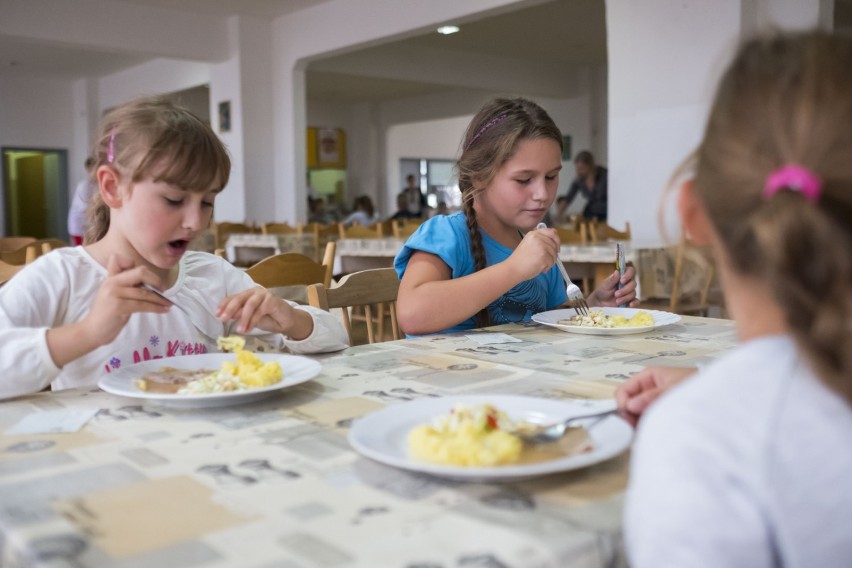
395, 97, 638, 335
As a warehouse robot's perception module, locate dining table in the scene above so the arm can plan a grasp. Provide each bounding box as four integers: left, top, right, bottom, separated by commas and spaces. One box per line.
225, 233, 318, 267
0, 314, 738, 568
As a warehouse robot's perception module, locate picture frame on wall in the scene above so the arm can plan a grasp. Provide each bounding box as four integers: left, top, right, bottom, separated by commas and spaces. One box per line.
218, 101, 231, 133
561, 135, 572, 161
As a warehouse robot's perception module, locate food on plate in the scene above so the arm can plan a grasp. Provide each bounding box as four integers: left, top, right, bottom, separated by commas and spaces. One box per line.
135, 336, 283, 395
558, 309, 653, 328
408, 403, 523, 466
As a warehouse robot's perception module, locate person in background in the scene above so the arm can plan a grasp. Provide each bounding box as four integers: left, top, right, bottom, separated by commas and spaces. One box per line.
557, 150, 608, 222
395, 97, 638, 336
619, 31, 852, 567
0, 96, 348, 400
401, 174, 428, 218
390, 193, 418, 220
342, 195, 379, 226
68, 157, 97, 245
434, 201, 450, 216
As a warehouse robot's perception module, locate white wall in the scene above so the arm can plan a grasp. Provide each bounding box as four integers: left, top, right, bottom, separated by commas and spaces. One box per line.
0, 76, 76, 234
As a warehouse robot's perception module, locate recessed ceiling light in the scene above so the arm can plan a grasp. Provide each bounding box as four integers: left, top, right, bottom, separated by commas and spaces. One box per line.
437, 25, 459, 35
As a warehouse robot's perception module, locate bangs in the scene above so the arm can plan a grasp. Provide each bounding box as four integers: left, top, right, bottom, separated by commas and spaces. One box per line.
132, 119, 230, 193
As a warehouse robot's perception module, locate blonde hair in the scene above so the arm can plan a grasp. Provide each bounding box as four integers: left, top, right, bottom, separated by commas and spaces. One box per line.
456, 97, 562, 326
693, 31, 852, 401
85, 96, 230, 243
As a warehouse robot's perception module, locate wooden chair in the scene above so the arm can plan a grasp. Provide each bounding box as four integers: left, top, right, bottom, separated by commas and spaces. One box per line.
338, 222, 382, 240
0, 259, 23, 287
245, 241, 336, 289
555, 223, 588, 245
0, 238, 70, 265
641, 236, 720, 316
307, 267, 401, 345
213, 221, 255, 250
261, 222, 300, 235
588, 221, 631, 242
306, 222, 339, 264
0, 237, 36, 252
392, 219, 423, 239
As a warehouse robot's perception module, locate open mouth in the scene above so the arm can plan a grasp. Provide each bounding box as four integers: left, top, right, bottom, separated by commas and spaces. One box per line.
168, 239, 189, 254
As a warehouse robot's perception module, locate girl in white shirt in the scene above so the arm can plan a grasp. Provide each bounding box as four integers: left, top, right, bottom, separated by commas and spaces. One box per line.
618, 32, 852, 567
0, 96, 348, 399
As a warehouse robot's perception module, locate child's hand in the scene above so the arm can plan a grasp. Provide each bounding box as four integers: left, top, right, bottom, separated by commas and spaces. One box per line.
84, 255, 172, 346
217, 287, 314, 339
508, 228, 560, 280
587, 265, 640, 307
615, 366, 697, 427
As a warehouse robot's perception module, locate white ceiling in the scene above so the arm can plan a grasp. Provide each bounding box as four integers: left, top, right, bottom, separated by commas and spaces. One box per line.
0, 0, 606, 102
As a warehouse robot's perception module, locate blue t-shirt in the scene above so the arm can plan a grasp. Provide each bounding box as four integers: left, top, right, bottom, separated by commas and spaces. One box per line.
394, 211, 567, 334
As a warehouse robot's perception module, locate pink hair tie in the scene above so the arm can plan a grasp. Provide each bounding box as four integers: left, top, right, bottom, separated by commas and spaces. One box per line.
763, 164, 821, 203
107, 127, 116, 163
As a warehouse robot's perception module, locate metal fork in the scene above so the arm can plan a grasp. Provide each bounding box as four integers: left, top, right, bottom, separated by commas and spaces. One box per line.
536, 223, 589, 315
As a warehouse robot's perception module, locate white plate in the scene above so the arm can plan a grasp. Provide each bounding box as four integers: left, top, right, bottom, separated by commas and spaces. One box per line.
98, 353, 321, 408
532, 307, 681, 336
348, 395, 632, 481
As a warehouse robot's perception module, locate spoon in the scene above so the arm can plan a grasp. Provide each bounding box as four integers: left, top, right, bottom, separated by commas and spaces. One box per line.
515, 409, 618, 444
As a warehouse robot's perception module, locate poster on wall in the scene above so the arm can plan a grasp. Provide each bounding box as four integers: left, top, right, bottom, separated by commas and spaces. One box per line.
318, 128, 340, 164
307, 127, 346, 168
218, 101, 231, 133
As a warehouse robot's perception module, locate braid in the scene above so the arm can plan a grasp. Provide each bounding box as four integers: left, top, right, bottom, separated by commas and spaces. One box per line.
462, 196, 490, 327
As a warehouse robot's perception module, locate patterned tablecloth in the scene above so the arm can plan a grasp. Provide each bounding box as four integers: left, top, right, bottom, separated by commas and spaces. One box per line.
0, 317, 738, 568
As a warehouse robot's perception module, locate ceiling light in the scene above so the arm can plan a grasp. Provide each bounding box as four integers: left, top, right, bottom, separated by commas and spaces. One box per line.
437, 25, 459, 35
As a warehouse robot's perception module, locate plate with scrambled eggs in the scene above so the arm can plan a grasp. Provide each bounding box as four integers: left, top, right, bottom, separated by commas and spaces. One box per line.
348, 395, 632, 481
98, 352, 321, 408
532, 307, 681, 335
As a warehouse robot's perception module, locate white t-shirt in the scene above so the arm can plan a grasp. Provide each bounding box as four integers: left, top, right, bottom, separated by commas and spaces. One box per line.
625, 335, 852, 568
0, 248, 349, 399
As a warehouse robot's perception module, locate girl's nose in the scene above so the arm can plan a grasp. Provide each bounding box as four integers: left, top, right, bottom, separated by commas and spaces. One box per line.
183, 205, 204, 230
531, 178, 549, 201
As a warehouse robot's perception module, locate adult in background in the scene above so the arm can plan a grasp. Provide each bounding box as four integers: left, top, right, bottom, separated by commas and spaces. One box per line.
558, 150, 608, 222
401, 174, 428, 218
67, 157, 97, 245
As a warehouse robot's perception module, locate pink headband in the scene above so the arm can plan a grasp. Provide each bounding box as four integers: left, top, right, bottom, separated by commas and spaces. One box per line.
467, 113, 507, 149
107, 127, 116, 163
763, 164, 821, 203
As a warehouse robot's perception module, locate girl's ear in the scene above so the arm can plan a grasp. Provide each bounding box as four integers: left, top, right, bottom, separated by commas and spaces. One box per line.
97, 165, 123, 208
677, 180, 715, 246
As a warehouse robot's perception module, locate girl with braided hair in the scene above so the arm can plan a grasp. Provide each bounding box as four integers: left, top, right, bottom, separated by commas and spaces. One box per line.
394, 97, 638, 335
620, 31, 852, 566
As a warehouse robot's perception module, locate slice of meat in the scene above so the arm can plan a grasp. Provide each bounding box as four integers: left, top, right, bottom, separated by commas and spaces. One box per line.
136, 367, 215, 394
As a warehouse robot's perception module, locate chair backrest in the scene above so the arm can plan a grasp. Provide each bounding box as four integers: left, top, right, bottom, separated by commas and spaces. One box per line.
307, 222, 340, 263
0, 236, 36, 252
261, 222, 300, 235
0, 240, 53, 265
338, 222, 382, 239
306, 267, 401, 344
589, 221, 631, 242
392, 219, 423, 239
0, 259, 23, 287
555, 224, 588, 245
640, 235, 718, 316
245, 241, 336, 288
213, 221, 254, 249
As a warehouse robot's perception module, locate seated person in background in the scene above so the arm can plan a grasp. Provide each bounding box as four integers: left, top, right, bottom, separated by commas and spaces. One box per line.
307, 196, 335, 224
434, 201, 450, 216
390, 193, 418, 220
557, 150, 608, 222
342, 195, 379, 226
68, 157, 97, 245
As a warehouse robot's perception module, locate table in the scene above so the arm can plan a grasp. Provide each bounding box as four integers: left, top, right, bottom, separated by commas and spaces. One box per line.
0, 316, 738, 567
225, 233, 317, 267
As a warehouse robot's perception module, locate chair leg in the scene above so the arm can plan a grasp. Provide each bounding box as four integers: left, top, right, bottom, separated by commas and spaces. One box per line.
364, 305, 376, 344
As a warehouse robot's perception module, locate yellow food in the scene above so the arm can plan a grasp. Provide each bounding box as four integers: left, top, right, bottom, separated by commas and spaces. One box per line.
408, 403, 523, 467
176, 336, 282, 394
559, 310, 654, 328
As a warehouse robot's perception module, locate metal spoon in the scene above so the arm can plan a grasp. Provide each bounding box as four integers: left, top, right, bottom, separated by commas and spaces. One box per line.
515, 409, 618, 444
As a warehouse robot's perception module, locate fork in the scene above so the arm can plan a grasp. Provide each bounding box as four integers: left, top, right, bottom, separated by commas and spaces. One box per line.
536, 223, 589, 315
515, 409, 618, 444
142, 284, 220, 344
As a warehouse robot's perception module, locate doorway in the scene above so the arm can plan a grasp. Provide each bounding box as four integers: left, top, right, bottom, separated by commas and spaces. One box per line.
1, 148, 69, 240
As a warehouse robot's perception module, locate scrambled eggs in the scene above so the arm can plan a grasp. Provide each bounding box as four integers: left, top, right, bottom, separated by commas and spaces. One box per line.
559, 309, 654, 328
177, 336, 283, 394
408, 403, 523, 467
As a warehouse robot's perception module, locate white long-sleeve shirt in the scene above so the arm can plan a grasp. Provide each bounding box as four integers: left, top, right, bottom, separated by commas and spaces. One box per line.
625, 336, 852, 568
0, 248, 348, 399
